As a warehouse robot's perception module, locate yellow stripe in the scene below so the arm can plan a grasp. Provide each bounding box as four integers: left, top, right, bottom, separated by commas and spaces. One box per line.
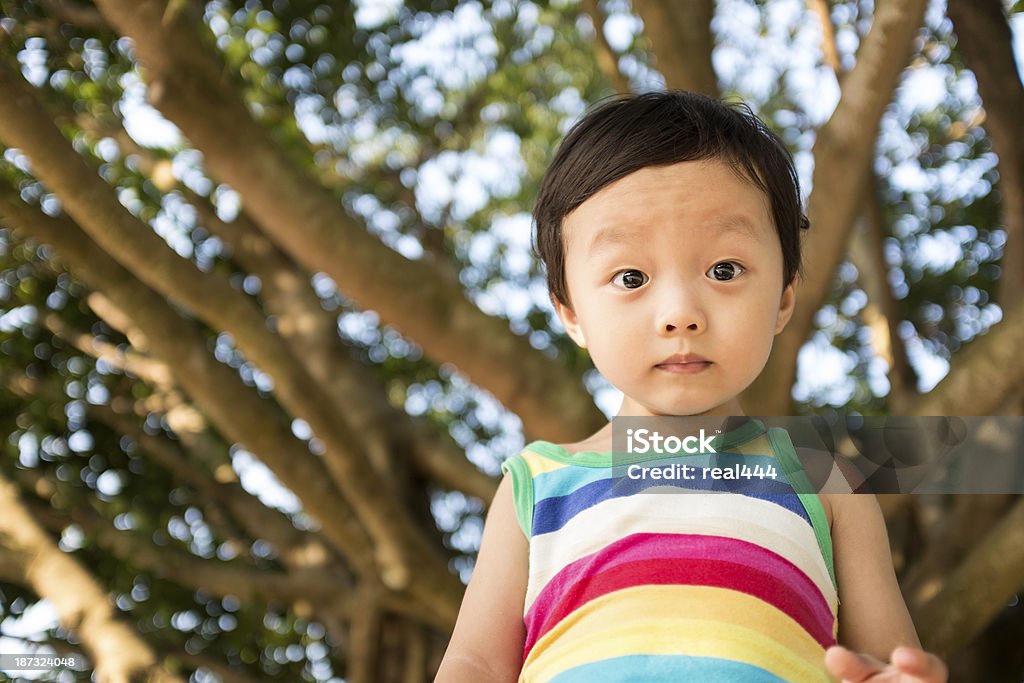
522, 450, 567, 477
731, 433, 773, 456
524, 585, 832, 682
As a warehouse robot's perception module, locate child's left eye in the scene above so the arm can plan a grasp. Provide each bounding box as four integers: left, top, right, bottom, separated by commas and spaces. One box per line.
707, 261, 745, 281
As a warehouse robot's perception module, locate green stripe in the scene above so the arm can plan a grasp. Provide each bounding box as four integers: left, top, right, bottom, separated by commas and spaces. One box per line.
500, 454, 534, 539
523, 418, 768, 467
767, 427, 837, 593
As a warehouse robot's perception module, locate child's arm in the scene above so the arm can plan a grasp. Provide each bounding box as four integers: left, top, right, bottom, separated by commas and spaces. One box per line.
435, 473, 528, 682
824, 493, 948, 682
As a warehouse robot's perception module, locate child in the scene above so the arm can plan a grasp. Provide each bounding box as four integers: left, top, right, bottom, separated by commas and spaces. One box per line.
435, 91, 948, 682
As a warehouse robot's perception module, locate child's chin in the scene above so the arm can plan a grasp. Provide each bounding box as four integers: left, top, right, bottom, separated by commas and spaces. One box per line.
653, 402, 721, 417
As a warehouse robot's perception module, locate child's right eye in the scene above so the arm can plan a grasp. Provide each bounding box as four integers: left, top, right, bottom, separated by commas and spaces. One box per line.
612, 269, 648, 289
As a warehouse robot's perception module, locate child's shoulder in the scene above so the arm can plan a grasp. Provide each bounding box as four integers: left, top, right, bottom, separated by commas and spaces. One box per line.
825, 493, 891, 546
538, 422, 615, 459
511, 437, 612, 463
820, 493, 836, 530
551, 437, 611, 455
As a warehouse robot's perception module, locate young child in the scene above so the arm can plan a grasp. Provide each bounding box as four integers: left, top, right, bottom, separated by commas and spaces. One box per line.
435, 91, 948, 682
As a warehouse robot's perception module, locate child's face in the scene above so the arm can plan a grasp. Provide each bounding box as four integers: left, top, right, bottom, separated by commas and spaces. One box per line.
553, 159, 797, 417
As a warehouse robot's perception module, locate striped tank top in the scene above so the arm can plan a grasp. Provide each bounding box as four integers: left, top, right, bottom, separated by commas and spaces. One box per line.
500, 418, 839, 682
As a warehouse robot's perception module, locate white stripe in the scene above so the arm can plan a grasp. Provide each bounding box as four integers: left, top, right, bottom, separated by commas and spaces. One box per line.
525, 491, 836, 614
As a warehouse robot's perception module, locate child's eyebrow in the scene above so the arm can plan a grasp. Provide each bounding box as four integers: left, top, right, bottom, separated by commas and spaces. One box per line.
585, 226, 639, 255
713, 215, 765, 243
584, 215, 764, 255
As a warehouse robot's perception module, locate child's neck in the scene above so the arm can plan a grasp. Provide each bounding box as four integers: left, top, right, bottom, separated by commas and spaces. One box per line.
614, 395, 746, 421
570, 398, 749, 452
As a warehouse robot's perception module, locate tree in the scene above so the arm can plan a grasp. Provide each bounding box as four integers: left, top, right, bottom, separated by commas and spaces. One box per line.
0, 0, 1021, 680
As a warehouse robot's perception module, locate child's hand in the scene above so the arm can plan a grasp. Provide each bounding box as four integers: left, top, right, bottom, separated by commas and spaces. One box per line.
825, 644, 948, 682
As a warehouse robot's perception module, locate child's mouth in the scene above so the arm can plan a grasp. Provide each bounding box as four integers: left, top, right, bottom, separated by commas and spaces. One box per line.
655, 361, 712, 374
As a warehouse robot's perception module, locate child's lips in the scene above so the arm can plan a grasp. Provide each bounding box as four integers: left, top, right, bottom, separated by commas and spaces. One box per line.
655, 361, 712, 374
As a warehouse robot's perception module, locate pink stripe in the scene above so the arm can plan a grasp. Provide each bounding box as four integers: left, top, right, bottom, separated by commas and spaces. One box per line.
524, 533, 834, 655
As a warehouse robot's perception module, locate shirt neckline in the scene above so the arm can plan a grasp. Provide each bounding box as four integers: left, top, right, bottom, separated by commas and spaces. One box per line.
524, 417, 767, 467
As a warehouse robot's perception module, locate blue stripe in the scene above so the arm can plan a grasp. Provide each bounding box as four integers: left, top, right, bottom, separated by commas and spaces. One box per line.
533, 459, 812, 536
549, 654, 792, 682
534, 464, 612, 503
533, 477, 614, 536
534, 453, 791, 504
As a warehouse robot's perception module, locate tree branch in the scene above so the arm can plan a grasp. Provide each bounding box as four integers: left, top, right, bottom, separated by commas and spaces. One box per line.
61, 110, 496, 504
31, 497, 349, 609
631, 0, 717, 95
187, 192, 496, 504
809, 0, 842, 74
347, 580, 384, 683
578, 0, 631, 94
38, 0, 108, 30
902, 295, 1024, 415
911, 494, 1024, 658
0, 57, 452, 598
90, 0, 605, 445
903, 494, 1014, 613
0, 192, 377, 580
811, 7, 919, 407
170, 650, 275, 683
848, 192, 919, 402
40, 311, 174, 387
0, 546, 29, 585
7, 368, 451, 633
0, 200, 458, 630
747, 0, 929, 413
87, 399, 339, 571
946, 0, 1024, 310
0, 473, 186, 683
401, 619, 429, 683
20, 472, 449, 632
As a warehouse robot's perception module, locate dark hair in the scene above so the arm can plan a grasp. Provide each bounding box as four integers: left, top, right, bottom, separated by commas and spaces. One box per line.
532, 90, 809, 309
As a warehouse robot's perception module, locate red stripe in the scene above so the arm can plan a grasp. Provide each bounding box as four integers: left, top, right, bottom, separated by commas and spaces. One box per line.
526, 534, 833, 646
524, 537, 836, 657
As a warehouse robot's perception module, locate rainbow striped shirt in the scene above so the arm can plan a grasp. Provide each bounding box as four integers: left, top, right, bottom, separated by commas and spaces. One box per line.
500, 418, 839, 682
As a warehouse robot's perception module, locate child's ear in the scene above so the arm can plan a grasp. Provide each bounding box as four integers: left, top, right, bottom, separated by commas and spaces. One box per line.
775, 278, 798, 334
552, 293, 587, 348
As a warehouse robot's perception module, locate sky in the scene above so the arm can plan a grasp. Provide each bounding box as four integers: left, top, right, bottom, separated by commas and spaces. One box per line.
4, 0, 1024, 672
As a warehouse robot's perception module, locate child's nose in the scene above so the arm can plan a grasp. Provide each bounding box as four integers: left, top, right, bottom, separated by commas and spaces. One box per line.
656, 284, 707, 335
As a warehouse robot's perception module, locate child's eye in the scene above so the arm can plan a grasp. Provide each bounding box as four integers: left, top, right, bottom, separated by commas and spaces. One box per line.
707, 261, 745, 282
612, 269, 648, 289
